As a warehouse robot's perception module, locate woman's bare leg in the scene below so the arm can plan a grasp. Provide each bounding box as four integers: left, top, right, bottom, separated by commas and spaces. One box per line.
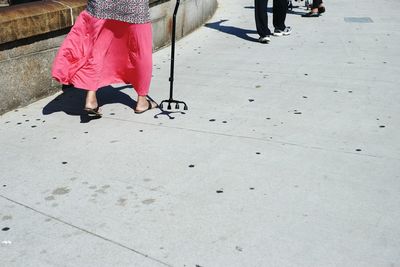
85, 91, 98, 109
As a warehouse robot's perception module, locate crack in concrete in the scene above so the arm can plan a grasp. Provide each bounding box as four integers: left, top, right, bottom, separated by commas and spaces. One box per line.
0, 194, 173, 267
102, 117, 400, 161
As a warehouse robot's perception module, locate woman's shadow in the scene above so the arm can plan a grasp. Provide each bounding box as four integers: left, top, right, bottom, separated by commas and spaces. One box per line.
42, 85, 136, 123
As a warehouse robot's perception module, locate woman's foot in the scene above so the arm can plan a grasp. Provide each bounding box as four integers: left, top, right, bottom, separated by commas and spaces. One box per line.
134, 96, 158, 114
84, 91, 101, 117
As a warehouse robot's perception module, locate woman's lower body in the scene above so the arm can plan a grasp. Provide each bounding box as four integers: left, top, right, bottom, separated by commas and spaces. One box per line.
52, 10, 155, 115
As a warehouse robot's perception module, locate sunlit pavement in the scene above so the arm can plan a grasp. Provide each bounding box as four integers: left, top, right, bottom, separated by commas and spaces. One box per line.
1, 0, 399, 266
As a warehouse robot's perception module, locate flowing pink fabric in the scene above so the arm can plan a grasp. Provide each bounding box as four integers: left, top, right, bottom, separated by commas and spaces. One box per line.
52, 10, 153, 96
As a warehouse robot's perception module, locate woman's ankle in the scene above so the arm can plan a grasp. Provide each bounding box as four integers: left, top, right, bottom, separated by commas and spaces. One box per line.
85, 91, 98, 108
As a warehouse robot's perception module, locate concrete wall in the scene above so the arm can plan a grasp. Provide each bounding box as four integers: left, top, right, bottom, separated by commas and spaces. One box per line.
0, 0, 217, 115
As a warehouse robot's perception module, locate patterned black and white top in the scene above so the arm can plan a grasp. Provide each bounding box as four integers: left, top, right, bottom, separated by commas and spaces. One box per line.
86, 0, 150, 24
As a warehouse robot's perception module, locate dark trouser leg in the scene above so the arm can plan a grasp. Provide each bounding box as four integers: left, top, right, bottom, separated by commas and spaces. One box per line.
273, 0, 288, 30
255, 0, 271, 37
312, 0, 322, 9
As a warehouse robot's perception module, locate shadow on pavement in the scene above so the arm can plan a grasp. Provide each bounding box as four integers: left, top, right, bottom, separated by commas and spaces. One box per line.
204, 19, 259, 42
42, 85, 136, 123
245, 5, 306, 16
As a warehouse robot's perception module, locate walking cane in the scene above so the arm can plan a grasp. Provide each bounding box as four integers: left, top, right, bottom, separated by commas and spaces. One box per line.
160, 0, 188, 111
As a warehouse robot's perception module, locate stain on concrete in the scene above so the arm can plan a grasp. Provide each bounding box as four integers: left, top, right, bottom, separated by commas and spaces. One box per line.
52, 187, 70, 195
88, 185, 97, 190
142, 199, 155, 205
2, 215, 12, 221
93, 185, 110, 194
117, 198, 128, 206
45, 196, 55, 201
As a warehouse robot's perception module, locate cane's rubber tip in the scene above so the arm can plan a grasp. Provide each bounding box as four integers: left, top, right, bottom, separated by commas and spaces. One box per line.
167, 104, 172, 110
175, 103, 180, 109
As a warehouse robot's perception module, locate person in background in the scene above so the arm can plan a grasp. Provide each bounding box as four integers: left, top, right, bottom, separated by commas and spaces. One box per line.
255, 0, 292, 44
52, 0, 158, 116
302, 0, 326, 17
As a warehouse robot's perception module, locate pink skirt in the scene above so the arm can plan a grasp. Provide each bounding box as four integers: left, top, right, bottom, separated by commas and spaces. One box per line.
52, 10, 153, 95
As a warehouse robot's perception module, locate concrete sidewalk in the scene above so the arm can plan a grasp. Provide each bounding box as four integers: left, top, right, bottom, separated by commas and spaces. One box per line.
1, 0, 399, 266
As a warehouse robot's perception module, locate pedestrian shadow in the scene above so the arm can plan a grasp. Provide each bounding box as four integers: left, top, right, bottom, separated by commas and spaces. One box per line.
204, 19, 259, 42
42, 84, 136, 123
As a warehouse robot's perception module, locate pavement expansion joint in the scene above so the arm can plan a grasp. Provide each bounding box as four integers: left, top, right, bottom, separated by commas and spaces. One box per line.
0, 194, 173, 267
103, 116, 398, 161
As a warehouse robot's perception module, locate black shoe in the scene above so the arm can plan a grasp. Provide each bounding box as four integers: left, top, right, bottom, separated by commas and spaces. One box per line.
302, 12, 320, 17
258, 36, 271, 44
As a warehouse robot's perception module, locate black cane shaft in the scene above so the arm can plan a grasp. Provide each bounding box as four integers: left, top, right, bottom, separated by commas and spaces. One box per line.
169, 0, 180, 100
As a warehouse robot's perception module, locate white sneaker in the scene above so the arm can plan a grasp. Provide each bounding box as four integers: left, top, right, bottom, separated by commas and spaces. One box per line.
273, 27, 292, 36
282, 26, 292, 36
273, 29, 283, 36
258, 36, 271, 43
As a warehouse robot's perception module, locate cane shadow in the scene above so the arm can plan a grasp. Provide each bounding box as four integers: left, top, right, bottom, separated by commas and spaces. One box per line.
244, 5, 273, 12
42, 84, 136, 123
266, 4, 309, 16
245, 5, 304, 15
204, 20, 259, 42
287, 9, 308, 16
153, 109, 186, 120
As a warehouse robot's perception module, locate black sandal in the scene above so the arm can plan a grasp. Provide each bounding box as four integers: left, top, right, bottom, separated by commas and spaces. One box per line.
84, 107, 102, 117
318, 6, 326, 14
134, 99, 158, 114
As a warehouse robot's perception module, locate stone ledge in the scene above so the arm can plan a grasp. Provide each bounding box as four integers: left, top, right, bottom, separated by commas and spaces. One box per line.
0, 0, 85, 44
0, 0, 168, 44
